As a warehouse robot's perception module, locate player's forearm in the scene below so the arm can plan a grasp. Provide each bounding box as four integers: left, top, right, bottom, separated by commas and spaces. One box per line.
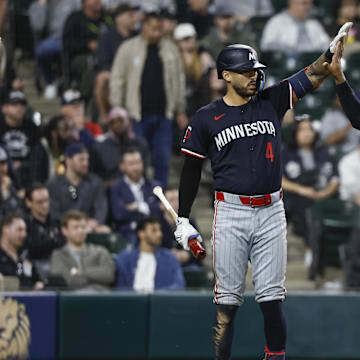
336, 81, 360, 130
178, 155, 203, 218
305, 52, 331, 89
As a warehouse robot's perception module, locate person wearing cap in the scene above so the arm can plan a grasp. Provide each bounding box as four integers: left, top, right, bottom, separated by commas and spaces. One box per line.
94, 3, 137, 126
0, 90, 48, 190
200, 3, 258, 60
110, 11, 186, 187
90, 106, 148, 185
173, 23, 213, 118
0, 145, 22, 223
47, 143, 109, 233
60, 89, 96, 149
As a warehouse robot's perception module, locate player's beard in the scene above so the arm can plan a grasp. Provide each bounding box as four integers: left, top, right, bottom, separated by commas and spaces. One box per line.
232, 83, 256, 98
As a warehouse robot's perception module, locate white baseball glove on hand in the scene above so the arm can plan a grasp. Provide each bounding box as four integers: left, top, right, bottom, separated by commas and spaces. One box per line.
174, 217, 202, 251
329, 22, 353, 53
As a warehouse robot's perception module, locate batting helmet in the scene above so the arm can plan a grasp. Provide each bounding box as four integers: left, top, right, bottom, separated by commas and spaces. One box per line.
216, 44, 266, 89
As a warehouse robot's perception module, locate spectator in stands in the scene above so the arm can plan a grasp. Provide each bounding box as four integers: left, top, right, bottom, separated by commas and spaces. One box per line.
62, 0, 113, 101
174, 23, 213, 116
0, 213, 44, 290
339, 142, 360, 203
47, 143, 110, 233
214, 0, 274, 24
321, 92, 360, 157
29, 0, 81, 99
49, 210, 115, 290
43, 114, 73, 177
159, 189, 202, 269
94, 3, 136, 126
160, 8, 177, 39
200, 3, 258, 59
110, 11, 186, 187
0, 146, 22, 222
0, 91, 48, 190
90, 107, 148, 185
110, 148, 161, 245
115, 216, 185, 291
60, 89, 96, 149
282, 116, 339, 264
24, 183, 64, 281
179, 0, 214, 39
260, 0, 329, 53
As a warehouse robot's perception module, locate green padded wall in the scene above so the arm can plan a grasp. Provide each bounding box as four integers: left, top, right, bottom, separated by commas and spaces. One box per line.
59, 292, 149, 359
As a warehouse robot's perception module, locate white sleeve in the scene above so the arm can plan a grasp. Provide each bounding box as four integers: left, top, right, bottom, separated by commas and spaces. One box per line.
339, 154, 360, 200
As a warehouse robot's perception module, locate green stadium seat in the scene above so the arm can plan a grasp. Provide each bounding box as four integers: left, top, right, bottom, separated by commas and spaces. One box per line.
86, 232, 128, 253
309, 198, 360, 279
183, 268, 214, 289
249, 15, 270, 45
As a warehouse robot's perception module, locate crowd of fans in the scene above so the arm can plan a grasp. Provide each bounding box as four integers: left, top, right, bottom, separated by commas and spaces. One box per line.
0, 0, 360, 291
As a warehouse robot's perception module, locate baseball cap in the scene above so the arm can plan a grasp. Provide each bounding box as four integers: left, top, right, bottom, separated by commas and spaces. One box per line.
64, 143, 88, 158
0, 146, 8, 162
108, 107, 129, 124
4, 90, 27, 105
61, 89, 83, 105
174, 23, 197, 41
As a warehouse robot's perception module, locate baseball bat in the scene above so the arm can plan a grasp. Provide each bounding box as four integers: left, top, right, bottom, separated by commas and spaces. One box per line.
153, 186, 206, 259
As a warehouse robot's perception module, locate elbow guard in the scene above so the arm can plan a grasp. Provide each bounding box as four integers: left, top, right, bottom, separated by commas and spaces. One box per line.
287, 68, 314, 99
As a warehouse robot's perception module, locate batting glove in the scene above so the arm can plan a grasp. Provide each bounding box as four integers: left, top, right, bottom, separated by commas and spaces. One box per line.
174, 217, 202, 251
329, 22, 352, 53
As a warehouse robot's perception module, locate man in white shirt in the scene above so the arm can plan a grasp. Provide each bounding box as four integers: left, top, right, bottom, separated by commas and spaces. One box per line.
339, 144, 360, 203
110, 148, 162, 245
261, 0, 329, 53
115, 216, 185, 291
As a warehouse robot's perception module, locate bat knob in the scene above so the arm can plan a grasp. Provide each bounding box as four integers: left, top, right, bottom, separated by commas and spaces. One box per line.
188, 238, 206, 259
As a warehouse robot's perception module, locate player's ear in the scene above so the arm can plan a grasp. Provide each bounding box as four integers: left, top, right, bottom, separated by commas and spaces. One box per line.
222, 70, 231, 82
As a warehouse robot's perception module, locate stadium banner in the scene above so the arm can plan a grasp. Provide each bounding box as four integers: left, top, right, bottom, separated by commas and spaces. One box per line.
0, 292, 57, 360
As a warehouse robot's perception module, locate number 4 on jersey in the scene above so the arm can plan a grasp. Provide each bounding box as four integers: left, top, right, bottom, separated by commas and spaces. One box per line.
266, 142, 274, 163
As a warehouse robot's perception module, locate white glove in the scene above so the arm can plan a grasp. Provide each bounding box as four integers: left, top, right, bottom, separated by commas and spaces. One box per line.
174, 217, 202, 251
329, 22, 353, 53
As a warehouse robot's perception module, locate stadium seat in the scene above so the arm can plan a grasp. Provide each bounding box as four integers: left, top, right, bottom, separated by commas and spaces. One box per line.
183, 268, 214, 289
308, 198, 360, 280
86, 232, 128, 253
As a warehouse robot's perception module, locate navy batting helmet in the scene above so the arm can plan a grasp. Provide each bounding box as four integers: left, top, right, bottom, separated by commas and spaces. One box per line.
216, 44, 266, 80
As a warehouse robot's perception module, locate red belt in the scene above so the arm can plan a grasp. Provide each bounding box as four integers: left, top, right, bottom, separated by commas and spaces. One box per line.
216, 191, 282, 207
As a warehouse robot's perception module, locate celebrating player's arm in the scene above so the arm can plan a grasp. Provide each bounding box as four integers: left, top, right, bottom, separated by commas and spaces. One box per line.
287, 23, 351, 104
322, 29, 360, 130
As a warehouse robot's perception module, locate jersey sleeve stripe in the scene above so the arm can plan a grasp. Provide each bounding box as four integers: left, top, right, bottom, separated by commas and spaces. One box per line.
289, 82, 294, 109
181, 148, 206, 159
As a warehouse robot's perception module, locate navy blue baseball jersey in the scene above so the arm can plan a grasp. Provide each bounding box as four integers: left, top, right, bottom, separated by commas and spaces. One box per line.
181, 81, 294, 195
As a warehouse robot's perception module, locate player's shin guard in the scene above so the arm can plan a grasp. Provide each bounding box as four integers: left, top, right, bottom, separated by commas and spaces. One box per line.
212, 304, 239, 360
259, 300, 286, 358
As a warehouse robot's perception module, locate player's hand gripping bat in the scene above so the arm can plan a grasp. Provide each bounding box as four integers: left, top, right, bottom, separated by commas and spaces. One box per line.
153, 186, 206, 259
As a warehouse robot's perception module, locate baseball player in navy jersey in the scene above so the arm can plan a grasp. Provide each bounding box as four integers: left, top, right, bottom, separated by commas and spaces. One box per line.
174, 24, 351, 360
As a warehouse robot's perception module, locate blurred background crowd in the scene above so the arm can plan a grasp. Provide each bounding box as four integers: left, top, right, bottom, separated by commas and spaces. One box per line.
0, 0, 360, 293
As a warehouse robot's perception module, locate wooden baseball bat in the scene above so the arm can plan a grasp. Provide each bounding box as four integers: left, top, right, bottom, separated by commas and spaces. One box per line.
153, 186, 206, 259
